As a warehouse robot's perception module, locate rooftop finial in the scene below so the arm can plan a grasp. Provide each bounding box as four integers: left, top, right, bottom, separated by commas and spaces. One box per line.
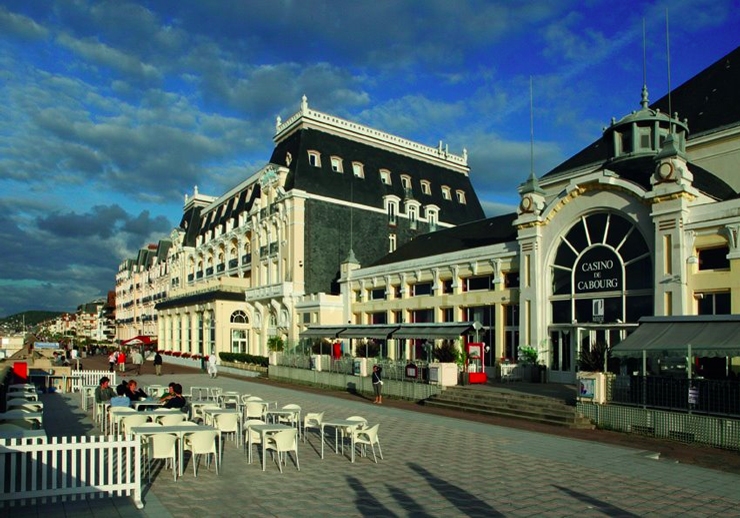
301, 95, 308, 113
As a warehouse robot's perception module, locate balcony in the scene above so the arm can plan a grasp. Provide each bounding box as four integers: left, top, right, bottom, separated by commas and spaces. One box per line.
244, 282, 296, 302
196, 271, 203, 279
259, 246, 267, 257
217, 263, 225, 273
269, 242, 279, 255
229, 258, 239, 269
205, 267, 214, 276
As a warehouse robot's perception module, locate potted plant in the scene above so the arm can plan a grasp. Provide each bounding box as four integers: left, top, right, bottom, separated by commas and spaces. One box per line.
518, 345, 543, 382
577, 341, 609, 403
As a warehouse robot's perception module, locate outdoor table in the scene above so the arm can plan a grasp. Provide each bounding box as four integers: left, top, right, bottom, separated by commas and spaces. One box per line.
6, 391, 39, 402
131, 424, 220, 477
146, 409, 185, 420
0, 429, 46, 440
320, 419, 363, 462
8, 384, 36, 391
0, 410, 44, 429
189, 399, 218, 421
132, 398, 164, 410
109, 407, 137, 435
246, 423, 291, 471
265, 408, 301, 437
7, 399, 44, 411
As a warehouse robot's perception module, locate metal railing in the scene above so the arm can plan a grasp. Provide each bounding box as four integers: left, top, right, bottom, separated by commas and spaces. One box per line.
273, 353, 433, 384
607, 375, 740, 418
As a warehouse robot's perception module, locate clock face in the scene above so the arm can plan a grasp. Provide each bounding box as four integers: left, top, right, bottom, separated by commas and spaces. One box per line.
657, 162, 674, 179
520, 195, 533, 212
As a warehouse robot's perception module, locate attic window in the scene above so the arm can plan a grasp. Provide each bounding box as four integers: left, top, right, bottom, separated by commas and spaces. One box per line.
380, 169, 392, 185
421, 180, 431, 195
330, 156, 343, 173
639, 128, 652, 150
441, 186, 451, 200
352, 162, 364, 178
400, 175, 411, 189
456, 190, 466, 204
308, 150, 321, 167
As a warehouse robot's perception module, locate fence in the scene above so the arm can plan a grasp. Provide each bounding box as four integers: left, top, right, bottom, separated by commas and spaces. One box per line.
0, 435, 142, 509
608, 375, 740, 418
70, 370, 117, 393
274, 353, 433, 383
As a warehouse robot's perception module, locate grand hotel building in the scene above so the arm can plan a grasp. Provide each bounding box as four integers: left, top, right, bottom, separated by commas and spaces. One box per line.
118, 46, 740, 383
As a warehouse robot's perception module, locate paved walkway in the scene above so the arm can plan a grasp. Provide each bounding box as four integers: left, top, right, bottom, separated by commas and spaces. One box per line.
12, 370, 740, 517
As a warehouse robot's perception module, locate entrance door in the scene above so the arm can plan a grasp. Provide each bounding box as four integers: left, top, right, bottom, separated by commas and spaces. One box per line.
548, 328, 577, 384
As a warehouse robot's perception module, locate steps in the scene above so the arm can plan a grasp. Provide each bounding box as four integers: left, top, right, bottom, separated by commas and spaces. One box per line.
423, 386, 595, 429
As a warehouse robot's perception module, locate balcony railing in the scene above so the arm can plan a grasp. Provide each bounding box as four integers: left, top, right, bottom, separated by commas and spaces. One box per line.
217, 263, 225, 273
241, 253, 252, 265
205, 267, 213, 276
229, 258, 238, 269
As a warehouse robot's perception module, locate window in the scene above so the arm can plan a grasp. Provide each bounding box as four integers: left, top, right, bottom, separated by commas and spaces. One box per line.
504, 304, 519, 360
231, 329, 248, 353
412, 282, 432, 296
698, 246, 729, 270
352, 162, 364, 178
302, 312, 311, 324
387, 201, 398, 226
230, 310, 249, 324
504, 271, 520, 288
380, 169, 392, 185
421, 180, 431, 195
370, 288, 385, 300
441, 186, 451, 200
426, 207, 438, 230
330, 156, 343, 172
389, 233, 397, 253
442, 279, 453, 294
400, 175, 411, 189
307, 150, 321, 167
465, 276, 493, 292
456, 190, 466, 204
697, 291, 731, 315
408, 205, 417, 230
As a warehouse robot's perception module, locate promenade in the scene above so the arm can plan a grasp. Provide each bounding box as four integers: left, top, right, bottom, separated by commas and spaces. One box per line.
14, 361, 740, 517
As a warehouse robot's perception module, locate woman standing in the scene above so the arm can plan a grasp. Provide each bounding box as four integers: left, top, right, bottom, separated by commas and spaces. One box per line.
372, 364, 383, 404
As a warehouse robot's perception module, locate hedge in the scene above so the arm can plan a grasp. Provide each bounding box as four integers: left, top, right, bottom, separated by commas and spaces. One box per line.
218, 352, 269, 367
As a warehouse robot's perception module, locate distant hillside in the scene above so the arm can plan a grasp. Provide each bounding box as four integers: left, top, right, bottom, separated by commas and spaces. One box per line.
0, 310, 66, 328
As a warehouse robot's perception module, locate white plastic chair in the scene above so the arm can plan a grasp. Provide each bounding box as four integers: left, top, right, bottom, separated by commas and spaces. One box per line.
158, 413, 187, 426
265, 428, 299, 472
302, 411, 324, 443
191, 403, 219, 424
218, 393, 240, 409
184, 430, 219, 476
146, 432, 178, 482
278, 404, 301, 430
243, 419, 265, 463
215, 412, 240, 449
110, 407, 137, 435
7, 399, 42, 412
353, 423, 383, 463
244, 401, 267, 421
208, 387, 222, 402
120, 414, 149, 435
189, 386, 210, 401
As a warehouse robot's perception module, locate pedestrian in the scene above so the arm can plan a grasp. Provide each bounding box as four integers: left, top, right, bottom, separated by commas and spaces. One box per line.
372, 364, 383, 404
108, 350, 117, 373
207, 352, 218, 378
117, 349, 126, 373
131, 348, 144, 375
153, 350, 163, 376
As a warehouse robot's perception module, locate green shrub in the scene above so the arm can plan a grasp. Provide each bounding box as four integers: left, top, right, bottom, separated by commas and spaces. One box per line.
219, 352, 268, 367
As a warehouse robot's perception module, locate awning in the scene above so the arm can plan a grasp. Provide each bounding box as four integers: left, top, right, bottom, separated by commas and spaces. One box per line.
299, 326, 347, 339
337, 325, 400, 339
391, 323, 475, 339
122, 335, 157, 346
611, 315, 740, 358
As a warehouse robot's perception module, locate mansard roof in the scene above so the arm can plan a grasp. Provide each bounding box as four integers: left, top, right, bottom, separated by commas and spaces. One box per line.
370, 213, 518, 267
544, 45, 740, 200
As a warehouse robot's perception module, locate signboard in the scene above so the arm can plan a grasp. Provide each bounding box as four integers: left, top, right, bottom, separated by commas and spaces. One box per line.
575, 246, 622, 294
579, 378, 595, 399
34, 342, 60, 349
592, 299, 604, 323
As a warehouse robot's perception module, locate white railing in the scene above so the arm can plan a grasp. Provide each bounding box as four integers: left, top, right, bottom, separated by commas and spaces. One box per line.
0, 435, 142, 509
70, 370, 117, 392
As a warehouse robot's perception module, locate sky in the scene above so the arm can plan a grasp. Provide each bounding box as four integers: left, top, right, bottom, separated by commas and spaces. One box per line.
0, 0, 738, 318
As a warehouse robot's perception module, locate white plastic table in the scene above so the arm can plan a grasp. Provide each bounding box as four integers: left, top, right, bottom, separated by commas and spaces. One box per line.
247, 423, 291, 470
131, 424, 219, 477
320, 419, 363, 462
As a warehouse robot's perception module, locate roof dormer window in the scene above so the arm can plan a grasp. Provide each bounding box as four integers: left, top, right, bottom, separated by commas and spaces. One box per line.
352, 162, 365, 178
421, 180, 431, 195
308, 150, 321, 167
330, 156, 343, 172
441, 185, 451, 200
456, 190, 466, 204
380, 169, 392, 185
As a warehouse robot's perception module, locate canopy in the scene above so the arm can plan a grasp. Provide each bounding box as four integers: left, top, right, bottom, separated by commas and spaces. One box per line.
338, 325, 399, 339
611, 315, 740, 358
299, 326, 347, 338
299, 322, 475, 340
392, 323, 474, 339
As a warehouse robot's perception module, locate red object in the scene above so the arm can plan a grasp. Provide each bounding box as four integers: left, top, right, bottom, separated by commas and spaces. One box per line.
332, 342, 342, 359
465, 342, 488, 384
13, 362, 28, 383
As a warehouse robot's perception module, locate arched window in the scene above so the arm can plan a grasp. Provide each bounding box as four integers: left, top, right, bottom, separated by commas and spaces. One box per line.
550, 212, 652, 325
230, 310, 249, 324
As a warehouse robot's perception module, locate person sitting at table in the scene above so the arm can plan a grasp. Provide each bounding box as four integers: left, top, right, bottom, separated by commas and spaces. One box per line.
109, 384, 131, 407
124, 380, 148, 401
159, 382, 177, 402
94, 376, 116, 403
163, 383, 186, 410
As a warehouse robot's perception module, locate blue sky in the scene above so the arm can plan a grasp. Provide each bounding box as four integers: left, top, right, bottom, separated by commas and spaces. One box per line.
0, 0, 738, 317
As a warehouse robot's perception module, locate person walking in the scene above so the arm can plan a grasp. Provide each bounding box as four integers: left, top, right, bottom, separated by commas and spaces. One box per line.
372, 364, 383, 404
153, 351, 163, 376
108, 350, 117, 373
131, 348, 144, 375
207, 352, 218, 378
117, 349, 126, 373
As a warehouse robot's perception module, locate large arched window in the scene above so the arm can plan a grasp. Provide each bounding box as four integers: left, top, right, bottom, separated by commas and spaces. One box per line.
550, 212, 653, 324
230, 310, 249, 324
230, 310, 249, 353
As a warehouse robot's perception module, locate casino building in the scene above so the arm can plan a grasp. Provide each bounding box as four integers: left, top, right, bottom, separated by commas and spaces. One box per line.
336, 46, 740, 383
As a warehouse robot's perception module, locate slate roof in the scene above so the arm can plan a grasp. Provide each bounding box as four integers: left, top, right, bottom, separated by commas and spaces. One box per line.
544, 45, 740, 199
370, 213, 518, 267
271, 128, 485, 225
